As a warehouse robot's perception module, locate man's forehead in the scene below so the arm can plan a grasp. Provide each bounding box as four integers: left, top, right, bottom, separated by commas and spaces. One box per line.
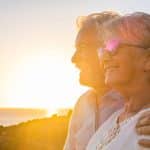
75, 27, 98, 45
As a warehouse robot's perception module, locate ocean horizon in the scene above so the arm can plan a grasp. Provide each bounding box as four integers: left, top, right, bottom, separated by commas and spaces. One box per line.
0, 108, 48, 126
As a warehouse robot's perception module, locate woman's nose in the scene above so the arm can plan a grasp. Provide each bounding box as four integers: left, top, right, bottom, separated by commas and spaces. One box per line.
102, 51, 112, 63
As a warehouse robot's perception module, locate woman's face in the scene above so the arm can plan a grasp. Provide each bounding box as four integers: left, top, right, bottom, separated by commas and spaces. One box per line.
99, 40, 145, 89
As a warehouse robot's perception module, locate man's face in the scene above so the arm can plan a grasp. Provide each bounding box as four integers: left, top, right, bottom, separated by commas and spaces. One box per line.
100, 41, 144, 89
72, 26, 105, 89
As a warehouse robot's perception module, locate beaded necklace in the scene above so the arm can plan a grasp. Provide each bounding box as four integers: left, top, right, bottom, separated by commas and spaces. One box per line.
96, 110, 134, 150
96, 103, 150, 150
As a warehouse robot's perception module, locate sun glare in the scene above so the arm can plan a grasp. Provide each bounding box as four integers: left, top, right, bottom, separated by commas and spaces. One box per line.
5, 49, 85, 114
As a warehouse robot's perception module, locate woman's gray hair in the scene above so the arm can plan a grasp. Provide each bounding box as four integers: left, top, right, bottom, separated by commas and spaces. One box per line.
102, 12, 150, 48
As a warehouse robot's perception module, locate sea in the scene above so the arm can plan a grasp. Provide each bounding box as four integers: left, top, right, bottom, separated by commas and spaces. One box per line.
0, 108, 48, 126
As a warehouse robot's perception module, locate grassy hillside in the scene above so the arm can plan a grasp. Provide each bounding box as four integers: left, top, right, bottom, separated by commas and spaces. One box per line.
0, 110, 72, 150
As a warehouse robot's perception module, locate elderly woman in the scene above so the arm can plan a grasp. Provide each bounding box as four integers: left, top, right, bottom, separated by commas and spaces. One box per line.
87, 12, 150, 150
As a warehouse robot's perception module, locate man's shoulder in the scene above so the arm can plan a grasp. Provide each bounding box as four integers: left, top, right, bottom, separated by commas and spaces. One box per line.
77, 89, 97, 105
80, 89, 97, 99
69, 89, 97, 127
73, 89, 97, 112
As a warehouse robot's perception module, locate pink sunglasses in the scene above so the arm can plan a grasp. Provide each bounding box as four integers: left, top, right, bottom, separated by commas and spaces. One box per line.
97, 38, 121, 58
97, 38, 147, 59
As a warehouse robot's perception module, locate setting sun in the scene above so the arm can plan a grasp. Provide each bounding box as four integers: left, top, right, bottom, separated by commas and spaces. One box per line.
3, 48, 86, 114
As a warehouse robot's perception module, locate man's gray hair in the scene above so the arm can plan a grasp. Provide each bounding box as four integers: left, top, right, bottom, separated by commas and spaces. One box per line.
76, 11, 120, 30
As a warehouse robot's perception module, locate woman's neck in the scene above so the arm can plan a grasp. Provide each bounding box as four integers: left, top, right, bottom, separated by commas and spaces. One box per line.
116, 83, 150, 123
116, 80, 150, 111
124, 97, 150, 114
118, 94, 150, 123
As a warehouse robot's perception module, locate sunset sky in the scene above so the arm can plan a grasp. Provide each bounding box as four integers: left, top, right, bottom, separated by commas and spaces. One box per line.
0, 0, 150, 113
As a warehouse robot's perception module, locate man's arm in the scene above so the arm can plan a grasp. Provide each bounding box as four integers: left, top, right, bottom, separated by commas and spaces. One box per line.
136, 111, 150, 148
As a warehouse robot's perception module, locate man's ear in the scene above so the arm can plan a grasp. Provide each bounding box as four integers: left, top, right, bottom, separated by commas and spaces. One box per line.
144, 48, 150, 72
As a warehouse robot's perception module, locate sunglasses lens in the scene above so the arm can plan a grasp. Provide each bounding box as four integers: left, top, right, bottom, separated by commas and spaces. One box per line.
105, 39, 120, 53
97, 39, 121, 59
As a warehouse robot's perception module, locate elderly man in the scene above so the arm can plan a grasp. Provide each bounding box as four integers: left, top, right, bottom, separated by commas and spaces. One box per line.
87, 12, 150, 150
64, 11, 150, 150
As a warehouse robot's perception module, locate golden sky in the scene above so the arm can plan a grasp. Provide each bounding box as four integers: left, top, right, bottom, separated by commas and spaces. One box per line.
0, 0, 149, 112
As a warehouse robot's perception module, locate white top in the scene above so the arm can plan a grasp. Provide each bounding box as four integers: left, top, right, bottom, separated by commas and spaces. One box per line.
86, 108, 150, 150
64, 90, 124, 150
